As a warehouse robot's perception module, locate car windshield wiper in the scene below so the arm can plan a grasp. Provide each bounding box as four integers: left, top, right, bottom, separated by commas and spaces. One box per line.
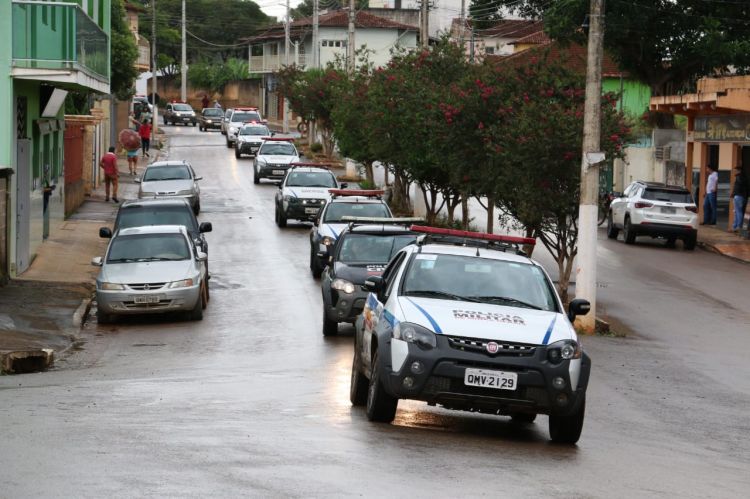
470, 295, 543, 310
107, 258, 136, 263
151, 177, 189, 181
135, 257, 186, 262
405, 290, 481, 302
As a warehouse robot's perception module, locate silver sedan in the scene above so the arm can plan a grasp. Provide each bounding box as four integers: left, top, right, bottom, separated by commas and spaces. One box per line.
92, 225, 209, 323
136, 160, 202, 215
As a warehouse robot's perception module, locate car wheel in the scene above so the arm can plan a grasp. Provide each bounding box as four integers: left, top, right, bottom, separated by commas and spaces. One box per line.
96, 308, 114, 324
366, 351, 398, 422
235, 148, 241, 159
606, 212, 619, 239
350, 351, 369, 406
204, 277, 210, 303
322, 304, 338, 337
684, 234, 697, 251
665, 237, 677, 248
623, 217, 636, 245
510, 412, 537, 424
163, 117, 167, 125
548, 394, 585, 444
226, 139, 232, 148
253, 166, 260, 184
310, 247, 324, 278
276, 206, 287, 228
193, 202, 200, 216
189, 287, 205, 320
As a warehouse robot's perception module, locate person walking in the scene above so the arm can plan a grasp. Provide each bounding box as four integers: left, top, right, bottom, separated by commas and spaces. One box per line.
213, 99, 222, 109
99, 146, 119, 203
703, 164, 719, 225
139, 119, 152, 157
126, 148, 139, 175
731, 165, 748, 233
201, 94, 210, 109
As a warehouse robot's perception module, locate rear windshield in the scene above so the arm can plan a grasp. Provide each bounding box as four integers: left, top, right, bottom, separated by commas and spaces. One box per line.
117, 206, 197, 232
337, 233, 416, 263
259, 142, 296, 156
107, 234, 190, 263
232, 111, 260, 123
143, 165, 192, 181
240, 126, 270, 136
643, 188, 692, 203
323, 202, 390, 223
173, 104, 192, 111
285, 171, 336, 188
203, 109, 223, 117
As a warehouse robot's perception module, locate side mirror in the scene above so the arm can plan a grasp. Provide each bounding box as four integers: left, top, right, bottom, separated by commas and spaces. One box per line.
340, 183, 348, 189
278, 183, 283, 189
199, 222, 212, 233
567, 298, 591, 322
195, 176, 203, 181
91, 256, 103, 267
362, 276, 384, 293
270, 131, 276, 137
196, 251, 208, 262
99, 227, 112, 238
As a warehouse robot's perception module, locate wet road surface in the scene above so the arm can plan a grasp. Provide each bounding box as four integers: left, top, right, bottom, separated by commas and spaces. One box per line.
1, 125, 749, 498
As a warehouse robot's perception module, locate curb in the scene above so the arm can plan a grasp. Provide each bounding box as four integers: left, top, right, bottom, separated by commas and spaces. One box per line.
72, 295, 94, 329
697, 240, 750, 265
1, 349, 54, 374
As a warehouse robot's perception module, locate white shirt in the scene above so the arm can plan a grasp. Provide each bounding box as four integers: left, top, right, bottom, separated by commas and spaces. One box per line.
706, 171, 718, 193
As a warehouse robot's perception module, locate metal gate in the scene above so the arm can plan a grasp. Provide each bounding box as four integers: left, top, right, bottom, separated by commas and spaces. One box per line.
64, 124, 84, 215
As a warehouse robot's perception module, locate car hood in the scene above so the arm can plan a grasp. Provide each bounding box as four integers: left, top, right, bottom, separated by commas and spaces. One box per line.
286, 187, 331, 200
334, 262, 387, 284
140, 179, 194, 193
257, 155, 298, 164
319, 223, 348, 239
238, 135, 264, 143
100, 260, 196, 285
395, 296, 574, 345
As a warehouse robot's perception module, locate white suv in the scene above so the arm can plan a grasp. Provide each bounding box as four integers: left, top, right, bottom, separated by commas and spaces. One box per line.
607, 181, 698, 249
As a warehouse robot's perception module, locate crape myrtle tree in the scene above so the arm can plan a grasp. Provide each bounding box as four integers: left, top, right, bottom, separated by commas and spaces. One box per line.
479, 52, 630, 302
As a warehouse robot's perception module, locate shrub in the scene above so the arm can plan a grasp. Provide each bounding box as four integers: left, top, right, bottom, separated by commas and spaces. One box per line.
310, 142, 323, 153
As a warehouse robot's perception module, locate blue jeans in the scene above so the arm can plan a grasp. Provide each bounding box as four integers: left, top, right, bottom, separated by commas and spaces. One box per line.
733, 195, 747, 230
703, 191, 717, 225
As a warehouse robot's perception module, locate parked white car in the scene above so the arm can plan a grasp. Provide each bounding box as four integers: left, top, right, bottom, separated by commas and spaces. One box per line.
92, 225, 209, 323
607, 181, 698, 249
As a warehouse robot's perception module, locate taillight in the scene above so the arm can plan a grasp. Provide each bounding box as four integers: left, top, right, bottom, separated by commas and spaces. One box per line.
685, 206, 698, 213
634, 202, 653, 209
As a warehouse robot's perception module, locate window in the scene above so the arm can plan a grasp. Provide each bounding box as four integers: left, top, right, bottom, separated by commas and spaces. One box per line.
117, 207, 198, 233
337, 234, 415, 264
642, 188, 692, 203
285, 171, 336, 188
485, 46, 495, 55
323, 203, 390, 223
107, 234, 191, 263
143, 165, 191, 181
322, 41, 328, 47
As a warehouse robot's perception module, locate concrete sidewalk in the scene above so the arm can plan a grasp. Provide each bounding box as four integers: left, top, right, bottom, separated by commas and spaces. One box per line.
0, 145, 163, 373
698, 225, 750, 264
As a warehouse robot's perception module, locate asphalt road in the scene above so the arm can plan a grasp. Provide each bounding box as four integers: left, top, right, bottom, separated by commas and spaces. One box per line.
1, 126, 748, 498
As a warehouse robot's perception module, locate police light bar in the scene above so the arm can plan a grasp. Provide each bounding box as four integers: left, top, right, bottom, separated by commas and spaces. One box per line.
235, 107, 258, 111
260, 136, 295, 141
409, 225, 536, 246
328, 189, 385, 198
289, 162, 332, 169
342, 216, 424, 224
243, 120, 261, 124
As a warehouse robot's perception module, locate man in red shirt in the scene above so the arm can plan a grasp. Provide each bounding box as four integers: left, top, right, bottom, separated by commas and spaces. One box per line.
139, 119, 152, 158
99, 146, 119, 203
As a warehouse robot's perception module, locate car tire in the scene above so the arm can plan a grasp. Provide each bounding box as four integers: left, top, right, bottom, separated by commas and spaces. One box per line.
204, 277, 210, 303
235, 148, 241, 159
684, 234, 697, 251
350, 351, 369, 406
193, 202, 200, 216
163, 116, 167, 125
226, 139, 232, 148
606, 212, 619, 239
275, 205, 287, 228
253, 166, 260, 184
623, 217, 636, 245
310, 247, 324, 278
665, 237, 677, 248
322, 305, 338, 337
548, 395, 585, 444
189, 287, 205, 321
96, 308, 114, 324
510, 412, 537, 424
366, 351, 398, 423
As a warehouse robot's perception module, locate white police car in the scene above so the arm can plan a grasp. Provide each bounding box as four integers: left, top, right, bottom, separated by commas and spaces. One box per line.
309, 189, 392, 278
351, 226, 592, 444
253, 138, 300, 184
274, 164, 340, 227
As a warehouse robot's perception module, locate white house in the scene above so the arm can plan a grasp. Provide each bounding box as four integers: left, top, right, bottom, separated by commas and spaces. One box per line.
450, 18, 542, 58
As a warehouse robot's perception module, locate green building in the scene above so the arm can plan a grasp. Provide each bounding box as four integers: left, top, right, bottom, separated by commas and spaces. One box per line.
0, 0, 110, 278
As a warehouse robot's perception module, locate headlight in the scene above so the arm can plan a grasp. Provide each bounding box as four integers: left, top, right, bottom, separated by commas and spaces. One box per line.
332, 278, 355, 294
229, 126, 237, 134
176, 189, 193, 196
547, 340, 581, 364
393, 322, 437, 349
100, 282, 125, 290
205, 119, 212, 123
168, 278, 195, 289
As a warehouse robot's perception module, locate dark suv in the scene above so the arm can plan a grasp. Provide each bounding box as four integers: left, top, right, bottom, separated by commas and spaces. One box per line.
163, 102, 197, 126
198, 108, 224, 131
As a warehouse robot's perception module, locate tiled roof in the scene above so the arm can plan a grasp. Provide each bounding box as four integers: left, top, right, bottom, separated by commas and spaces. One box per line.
451, 18, 543, 39
509, 30, 551, 45
499, 40, 627, 78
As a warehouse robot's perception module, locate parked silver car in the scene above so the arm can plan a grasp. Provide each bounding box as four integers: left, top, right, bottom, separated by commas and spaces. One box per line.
136, 160, 202, 215
92, 225, 209, 323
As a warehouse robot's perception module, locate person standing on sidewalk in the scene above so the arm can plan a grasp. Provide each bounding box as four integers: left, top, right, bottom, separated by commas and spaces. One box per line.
99, 146, 119, 203
139, 119, 152, 158
731, 165, 748, 233
703, 164, 719, 225
201, 94, 210, 109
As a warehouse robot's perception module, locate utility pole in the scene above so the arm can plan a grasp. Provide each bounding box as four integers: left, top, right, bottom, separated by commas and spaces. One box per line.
458, 0, 466, 48
347, 0, 355, 74
180, 0, 186, 102
151, 0, 158, 134
283, 0, 290, 133
420, 0, 429, 49
312, 0, 320, 69
575, 0, 606, 334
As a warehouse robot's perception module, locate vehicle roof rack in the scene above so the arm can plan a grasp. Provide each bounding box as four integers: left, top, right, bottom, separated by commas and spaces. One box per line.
329, 189, 385, 199
409, 225, 535, 256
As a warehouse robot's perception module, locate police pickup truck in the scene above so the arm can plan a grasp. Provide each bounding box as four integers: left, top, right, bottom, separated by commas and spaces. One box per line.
350, 226, 592, 444
274, 164, 339, 228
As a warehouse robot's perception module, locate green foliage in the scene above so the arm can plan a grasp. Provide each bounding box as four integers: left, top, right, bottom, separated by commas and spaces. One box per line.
291, 0, 369, 20
111, 0, 139, 100
188, 58, 249, 91
310, 142, 323, 153
468, 0, 504, 30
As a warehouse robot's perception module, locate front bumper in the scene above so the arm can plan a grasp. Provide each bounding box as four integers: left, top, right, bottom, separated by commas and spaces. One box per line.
633, 222, 697, 239
201, 121, 221, 129
326, 289, 367, 324
285, 202, 325, 221
238, 142, 262, 155
173, 115, 197, 124
380, 336, 591, 417
258, 164, 292, 179
97, 285, 201, 315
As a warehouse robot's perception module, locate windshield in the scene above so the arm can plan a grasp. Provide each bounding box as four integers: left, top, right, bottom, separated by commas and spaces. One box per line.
286, 171, 336, 188
203, 109, 223, 117
107, 233, 191, 263
323, 202, 390, 222
174, 104, 192, 111
338, 234, 415, 263
402, 254, 559, 312
143, 165, 192, 182
259, 143, 296, 156
240, 126, 269, 136
642, 188, 692, 203
116, 206, 197, 232
232, 111, 260, 123
224, 109, 233, 118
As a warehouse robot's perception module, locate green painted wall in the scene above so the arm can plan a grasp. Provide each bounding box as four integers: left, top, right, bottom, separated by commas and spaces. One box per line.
603, 78, 651, 118
1, 0, 12, 171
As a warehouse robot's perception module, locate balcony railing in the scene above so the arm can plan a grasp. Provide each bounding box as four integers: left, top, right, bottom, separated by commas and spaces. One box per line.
249, 53, 306, 73
12, 1, 109, 82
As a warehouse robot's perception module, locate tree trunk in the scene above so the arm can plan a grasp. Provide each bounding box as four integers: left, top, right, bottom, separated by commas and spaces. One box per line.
461, 195, 470, 229
486, 194, 495, 233
384, 168, 390, 186
523, 227, 536, 257
557, 255, 569, 305
389, 172, 412, 215
364, 161, 374, 186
